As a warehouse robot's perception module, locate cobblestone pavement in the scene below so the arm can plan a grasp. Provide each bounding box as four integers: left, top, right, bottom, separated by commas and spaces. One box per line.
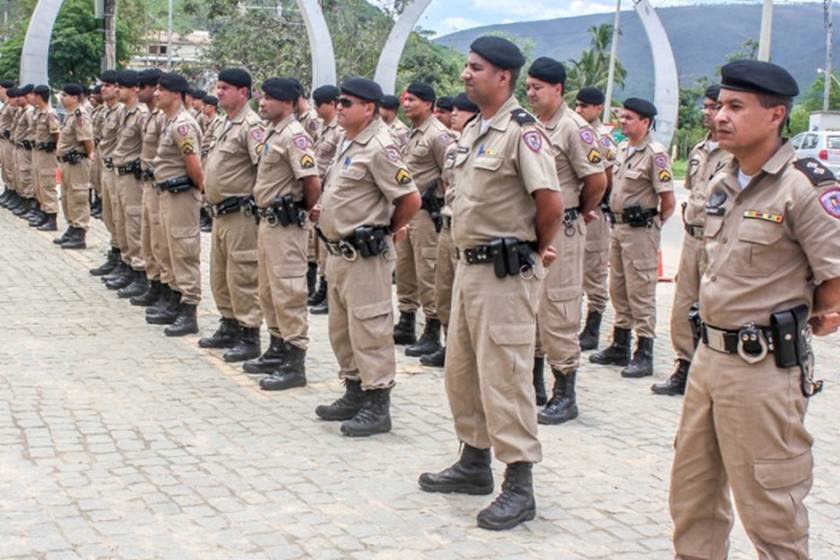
1, 209, 839, 560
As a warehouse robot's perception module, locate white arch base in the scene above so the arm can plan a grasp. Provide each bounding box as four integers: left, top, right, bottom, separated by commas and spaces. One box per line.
374, 0, 433, 94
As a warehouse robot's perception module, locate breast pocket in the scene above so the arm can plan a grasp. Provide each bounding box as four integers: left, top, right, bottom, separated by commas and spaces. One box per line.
473, 155, 503, 172
733, 219, 786, 277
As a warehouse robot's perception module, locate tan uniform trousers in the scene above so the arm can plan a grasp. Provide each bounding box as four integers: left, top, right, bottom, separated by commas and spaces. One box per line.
1, 142, 15, 191
32, 151, 59, 214
59, 160, 91, 230
537, 219, 585, 372
15, 147, 34, 198
608, 223, 660, 338
583, 208, 610, 314
670, 343, 812, 560
396, 211, 438, 319
670, 233, 707, 362
327, 244, 397, 390
158, 188, 201, 305
100, 164, 119, 248
115, 173, 145, 270
140, 182, 165, 281
257, 221, 309, 349
210, 211, 261, 329
445, 260, 543, 464
91, 147, 101, 194
434, 224, 458, 328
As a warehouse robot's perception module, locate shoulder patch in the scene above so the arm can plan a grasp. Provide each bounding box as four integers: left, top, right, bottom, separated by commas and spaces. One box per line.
395, 168, 413, 185
580, 129, 595, 145
510, 108, 536, 126
654, 154, 669, 169
177, 123, 190, 137
794, 158, 836, 185
292, 133, 311, 151
251, 128, 265, 143
819, 188, 840, 219
522, 130, 543, 152
383, 145, 401, 163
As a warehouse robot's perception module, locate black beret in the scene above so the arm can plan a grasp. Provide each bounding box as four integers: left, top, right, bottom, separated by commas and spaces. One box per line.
289, 77, 304, 97
380, 94, 400, 110
469, 35, 525, 70
704, 84, 721, 101
218, 68, 252, 89
191, 89, 207, 100
62, 83, 84, 96
576, 86, 605, 105
435, 96, 454, 111
406, 81, 436, 103
313, 85, 340, 105
0, 80, 14, 89
453, 92, 479, 113
18, 83, 33, 95
6, 87, 17, 97
33, 84, 50, 95
92, 84, 102, 95
100, 70, 119, 84
528, 56, 566, 85
116, 70, 139, 88
261, 77, 299, 102
158, 73, 190, 94
203, 95, 218, 107
720, 59, 799, 98
623, 97, 657, 119
138, 68, 162, 87
340, 77, 383, 103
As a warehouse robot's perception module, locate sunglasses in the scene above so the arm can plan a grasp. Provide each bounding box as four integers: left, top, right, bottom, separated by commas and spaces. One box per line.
338, 97, 358, 108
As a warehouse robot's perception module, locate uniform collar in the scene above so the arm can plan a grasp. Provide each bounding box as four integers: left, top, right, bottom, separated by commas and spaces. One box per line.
410, 114, 436, 136
542, 102, 568, 131
482, 95, 520, 133
761, 140, 794, 176
628, 132, 652, 152
272, 113, 296, 134
350, 117, 380, 147
226, 103, 252, 125
324, 116, 338, 130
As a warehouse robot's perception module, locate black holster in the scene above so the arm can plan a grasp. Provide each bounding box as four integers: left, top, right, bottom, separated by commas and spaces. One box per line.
421, 180, 444, 233
352, 226, 388, 258
770, 305, 822, 397
688, 303, 702, 351
490, 238, 535, 279
622, 204, 658, 228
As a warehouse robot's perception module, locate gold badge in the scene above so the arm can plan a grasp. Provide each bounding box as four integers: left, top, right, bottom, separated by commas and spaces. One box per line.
300, 154, 315, 169
395, 168, 412, 185
658, 169, 672, 182
587, 148, 602, 164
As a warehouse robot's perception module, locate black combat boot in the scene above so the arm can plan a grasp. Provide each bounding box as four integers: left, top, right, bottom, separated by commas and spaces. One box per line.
4, 191, 21, 209
146, 289, 180, 325
393, 311, 416, 345
260, 342, 307, 391
36, 213, 57, 231
538, 369, 579, 425
60, 227, 86, 249
164, 303, 198, 337
418, 444, 494, 495
24, 203, 42, 223
651, 359, 690, 395
306, 262, 318, 298
406, 318, 442, 357
532, 356, 547, 406
13, 197, 34, 217
307, 276, 327, 307
589, 327, 632, 366
118, 269, 149, 299
9, 194, 27, 213
243, 335, 287, 374
477, 462, 536, 531
27, 206, 46, 226
309, 294, 329, 315
145, 283, 172, 316
102, 260, 128, 284
0, 189, 10, 206
340, 387, 392, 437
130, 279, 161, 307
419, 345, 445, 368
90, 248, 121, 276
621, 336, 655, 378
198, 317, 239, 349
315, 379, 365, 421
54, 227, 72, 245
105, 265, 135, 290
579, 309, 603, 351
222, 326, 261, 362
90, 192, 102, 219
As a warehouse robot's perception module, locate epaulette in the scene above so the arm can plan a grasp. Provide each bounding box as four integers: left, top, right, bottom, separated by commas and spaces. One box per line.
794, 158, 836, 186
510, 108, 536, 126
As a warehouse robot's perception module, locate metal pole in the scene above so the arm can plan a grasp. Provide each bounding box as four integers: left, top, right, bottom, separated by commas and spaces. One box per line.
825, 0, 833, 112
103, 0, 116, 70
758, 0, 773, 61
167, 0, 173, 68
603, 0, 621, 123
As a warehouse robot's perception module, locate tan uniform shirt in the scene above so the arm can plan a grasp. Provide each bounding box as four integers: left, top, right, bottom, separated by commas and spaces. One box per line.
610, 132, 674, 214
320, 118, 417, 240
91, 105, 105, 144
314, 117, 341, 177
683, 135, 732, 227
204, 104, 265, 204
298, 107, 322, 142
200, 113, 224, 159
57, 107, 93, 156
388, 118, 410, 150
32, 106, 60, 144
700, 142, 840, 329
99, 102, 123, 158
451, 96, 560, 249
543, 104, 605, 209
152, 108, 202, 182
112, 102, 149, 166
594, 121, 617, 169
0, 103, 16, 140
404, 114, 452, 194
141, 108, 164, 172
253, 115, 320, 208
14, 105, 35, 145
441, 140, 459, 218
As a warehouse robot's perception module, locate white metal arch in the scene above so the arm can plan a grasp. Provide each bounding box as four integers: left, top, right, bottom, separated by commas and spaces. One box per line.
297, 0, 337, 90
374, 0, 434, 94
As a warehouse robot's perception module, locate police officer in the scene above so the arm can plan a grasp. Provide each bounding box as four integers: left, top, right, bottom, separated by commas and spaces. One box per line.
525, 57, 607, 423
307, 84, 342, 315
434, 95, 454, 129
393, 81, 453, 357
54, 83, 94, 249
200, 95, 223, 163
574, 86, 617, 351
146, 73, 204, 336
0, 80, 17, 209
380, 94, 409, 150
12, 84, 35, 219
653, 85, 731, 396
670, 59, 840, 560
199, 68, 264, 361
590, 98, 675, 377
29, 85, 60, 231
293, 80, 322, 143
244, 77, 321, 390
314, 77, 421, 437
419, 92, 479, 369
109, 70, 151, 297
5, 89, 23, 213
191, 89, 207, 131
418, 36, 563, 531
95, 71, 125, 283
88, 84, 104, 220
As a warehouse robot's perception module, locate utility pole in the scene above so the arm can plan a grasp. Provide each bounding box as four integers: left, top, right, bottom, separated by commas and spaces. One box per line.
167, 0, 173, 68
825, 0, 834, 112
603, 0, 621, 123
757, 0, 773, 61
103, 0, 116, 70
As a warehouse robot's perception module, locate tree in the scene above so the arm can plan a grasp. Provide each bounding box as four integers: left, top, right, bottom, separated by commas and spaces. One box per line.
564, 24, 626, 104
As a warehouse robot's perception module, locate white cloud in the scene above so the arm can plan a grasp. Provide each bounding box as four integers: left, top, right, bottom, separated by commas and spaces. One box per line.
470, 0, 614, 21
439, 16, 483, 33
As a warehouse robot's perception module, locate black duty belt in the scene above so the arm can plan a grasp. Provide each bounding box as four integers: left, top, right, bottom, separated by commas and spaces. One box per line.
36, 141, 56, 153
684, 223, 704, 239
58, 151, 86, 164
212, 196, 253, 217
116, 160, 141, 176
458, 238, 537, 279
701, 323, 775, 363
317, 225, 390, 260
141, 168, 155, 182
16, 140, 33, 150
613, 206, 659, 227
154, 176, 194, 193
103, 157, 114, 170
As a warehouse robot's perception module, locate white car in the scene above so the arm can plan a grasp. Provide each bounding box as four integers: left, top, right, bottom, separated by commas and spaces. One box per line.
791, 130, 840, 176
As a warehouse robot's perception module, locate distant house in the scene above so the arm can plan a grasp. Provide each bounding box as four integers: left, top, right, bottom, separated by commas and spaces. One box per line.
129, 30, 211, 69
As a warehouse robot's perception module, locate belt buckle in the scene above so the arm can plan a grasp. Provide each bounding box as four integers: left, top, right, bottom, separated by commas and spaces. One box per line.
338, 240, 358, 262
705, 326, 727, 353
737, 324, 769, 364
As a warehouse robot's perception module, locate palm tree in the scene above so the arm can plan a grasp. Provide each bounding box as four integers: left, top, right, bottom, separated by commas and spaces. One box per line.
564, 24, 626, 104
